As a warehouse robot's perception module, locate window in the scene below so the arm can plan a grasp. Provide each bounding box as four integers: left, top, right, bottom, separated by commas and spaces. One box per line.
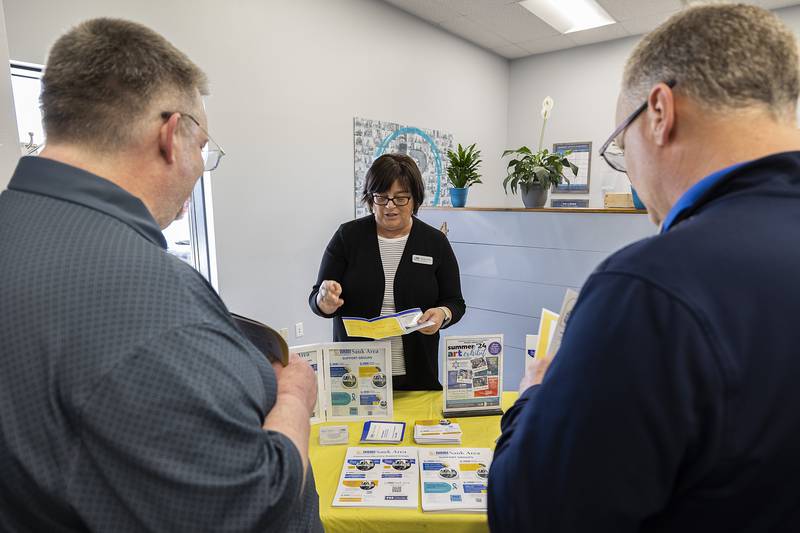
8, 61, 217, 288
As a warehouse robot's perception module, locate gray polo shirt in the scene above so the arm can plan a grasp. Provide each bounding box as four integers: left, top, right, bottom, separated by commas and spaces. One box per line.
0, 157, 322, 532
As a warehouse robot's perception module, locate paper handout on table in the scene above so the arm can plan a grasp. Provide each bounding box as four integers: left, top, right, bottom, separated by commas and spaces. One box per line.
414, 419, 462, 444
420, 447, 492, 513
332, 447, 419, 508
342, 308, 435, 340
360, 421, 406, 444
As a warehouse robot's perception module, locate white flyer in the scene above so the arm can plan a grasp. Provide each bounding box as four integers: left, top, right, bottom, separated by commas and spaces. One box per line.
442, 335, 503, 417
332, 447, 419, 508
290, 343, 326, 423
324, 341, 393, 421
420, 448, 492, 513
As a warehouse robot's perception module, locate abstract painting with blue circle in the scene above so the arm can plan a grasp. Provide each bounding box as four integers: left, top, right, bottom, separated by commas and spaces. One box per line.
353, 117, 454, 217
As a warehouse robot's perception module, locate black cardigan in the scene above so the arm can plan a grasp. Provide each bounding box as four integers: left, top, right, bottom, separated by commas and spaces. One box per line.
309, 215, 465, 390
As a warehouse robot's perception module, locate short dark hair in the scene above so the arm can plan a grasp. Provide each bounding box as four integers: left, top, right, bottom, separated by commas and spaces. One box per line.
361, 154, 426, 215
41, 18, 209, 150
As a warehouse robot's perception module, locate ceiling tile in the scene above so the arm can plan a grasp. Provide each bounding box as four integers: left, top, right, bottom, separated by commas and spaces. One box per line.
516, 34, 575, 54
440, 0, 520, 16
492, 43, 532, 59
618, 10, 678, 35
566, 21, 631, 45
466, 2, 561, 42
597, 0, 684, 22
753, 0, 800, 8
383, 0, 461, 24
439, 15, 512, 49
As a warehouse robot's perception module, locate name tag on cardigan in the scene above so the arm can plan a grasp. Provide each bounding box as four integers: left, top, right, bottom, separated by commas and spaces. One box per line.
412, 254, 433, 265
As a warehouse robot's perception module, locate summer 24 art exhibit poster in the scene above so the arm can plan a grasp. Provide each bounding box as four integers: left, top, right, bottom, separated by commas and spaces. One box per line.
442, 335, 503, 417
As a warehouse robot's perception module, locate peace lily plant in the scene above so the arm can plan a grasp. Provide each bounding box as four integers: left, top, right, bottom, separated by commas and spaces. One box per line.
502, 96, 578, 208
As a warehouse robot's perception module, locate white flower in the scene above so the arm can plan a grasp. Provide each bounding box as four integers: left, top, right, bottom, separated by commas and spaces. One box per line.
541, 96, 554, 120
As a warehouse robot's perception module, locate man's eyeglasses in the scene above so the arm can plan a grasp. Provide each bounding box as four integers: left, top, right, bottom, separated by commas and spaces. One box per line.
372, 194, 411, 207
598, 80, 677, 174
160, 111, 226, 172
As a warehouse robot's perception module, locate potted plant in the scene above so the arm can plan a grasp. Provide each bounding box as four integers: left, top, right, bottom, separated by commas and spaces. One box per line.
446, 143, 482, 208
502, 97, 578, 208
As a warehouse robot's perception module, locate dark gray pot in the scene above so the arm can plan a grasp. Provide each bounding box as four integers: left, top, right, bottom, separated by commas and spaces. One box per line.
520, 183, 549, 208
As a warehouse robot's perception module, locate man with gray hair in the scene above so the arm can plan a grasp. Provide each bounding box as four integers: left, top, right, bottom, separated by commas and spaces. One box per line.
489, 4, 800, 532
0, 18, 322, 532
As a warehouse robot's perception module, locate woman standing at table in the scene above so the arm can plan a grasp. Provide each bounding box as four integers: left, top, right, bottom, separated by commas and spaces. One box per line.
309, 153, 465, 390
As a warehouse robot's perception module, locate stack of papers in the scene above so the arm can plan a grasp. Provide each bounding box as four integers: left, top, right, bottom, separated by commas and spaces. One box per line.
360, 421, 406, 444
414, 419, 462, 444
319, 425, 349, 446
332, 447, 419, 508
420, 448, 492, 513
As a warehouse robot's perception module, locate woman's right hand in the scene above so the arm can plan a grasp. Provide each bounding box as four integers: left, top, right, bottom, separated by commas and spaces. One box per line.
317, 280, 344, 315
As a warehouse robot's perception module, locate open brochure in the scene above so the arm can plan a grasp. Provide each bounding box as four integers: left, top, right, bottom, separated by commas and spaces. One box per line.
332, 447, 419, 508
231, 313, 289, 366
420, 448, 492, 513
342, 308, 435, 340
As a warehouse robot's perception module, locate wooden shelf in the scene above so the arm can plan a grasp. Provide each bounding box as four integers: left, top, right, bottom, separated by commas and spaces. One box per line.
420, 206, 647, 215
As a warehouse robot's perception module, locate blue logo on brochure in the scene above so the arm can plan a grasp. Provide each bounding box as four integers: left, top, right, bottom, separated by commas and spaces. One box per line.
488, 342, 502, 355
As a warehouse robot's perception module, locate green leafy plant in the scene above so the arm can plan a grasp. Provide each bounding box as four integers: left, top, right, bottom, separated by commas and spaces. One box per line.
502, 146, 578, 194
446, 143, 483, 189
501, 96, 578, 194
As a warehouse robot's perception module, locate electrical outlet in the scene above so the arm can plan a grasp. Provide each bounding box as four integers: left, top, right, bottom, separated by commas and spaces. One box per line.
295, 322, 304, 338
279, 327, 289, 341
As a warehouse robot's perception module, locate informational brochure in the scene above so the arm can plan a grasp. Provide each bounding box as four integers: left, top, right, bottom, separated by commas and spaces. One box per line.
332, 447, 419, 508
442, 335, 503, 417
420, 448, 492, 513
342, 308, 435, 340
360, 421, 406, 443
324, 341, 393, 421
414, 419, 462, 444
535, 309, 560, 363
546, 289, 580, 360
290, 343, 326, 424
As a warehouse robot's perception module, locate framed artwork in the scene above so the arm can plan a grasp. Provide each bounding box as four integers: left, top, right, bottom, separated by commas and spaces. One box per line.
354, 117, 454, 217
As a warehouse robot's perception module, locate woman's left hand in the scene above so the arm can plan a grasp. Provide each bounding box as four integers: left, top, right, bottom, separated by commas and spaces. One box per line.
417, 307, 446, 335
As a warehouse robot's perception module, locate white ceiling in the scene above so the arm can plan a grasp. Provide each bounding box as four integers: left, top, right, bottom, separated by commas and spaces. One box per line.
382, 0, 800, 58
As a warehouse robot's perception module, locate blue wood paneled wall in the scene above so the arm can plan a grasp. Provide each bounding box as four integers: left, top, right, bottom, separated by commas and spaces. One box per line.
417, 208, 656, 391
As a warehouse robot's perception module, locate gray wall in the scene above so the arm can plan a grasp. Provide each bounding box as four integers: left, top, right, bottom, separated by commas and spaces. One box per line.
419, 208, 655, 389
2, 0, 512, 345
507, 4, 800, 208
0, 0, 19, 188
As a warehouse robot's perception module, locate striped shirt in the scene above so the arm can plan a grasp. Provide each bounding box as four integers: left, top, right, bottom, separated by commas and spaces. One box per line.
378, 232, 410, 375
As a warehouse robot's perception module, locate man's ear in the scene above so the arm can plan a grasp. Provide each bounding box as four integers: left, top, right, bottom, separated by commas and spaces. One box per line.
647, 82, 676, 147
158, 112, 181, 164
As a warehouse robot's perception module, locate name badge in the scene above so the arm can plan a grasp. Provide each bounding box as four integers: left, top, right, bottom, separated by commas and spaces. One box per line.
412, 254, 433, 265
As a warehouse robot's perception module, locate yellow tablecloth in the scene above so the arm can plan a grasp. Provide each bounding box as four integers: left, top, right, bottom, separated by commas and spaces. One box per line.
310, 391, 520, 533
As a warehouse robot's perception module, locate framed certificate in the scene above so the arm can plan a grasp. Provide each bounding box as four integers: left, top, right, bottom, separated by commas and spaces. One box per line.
442, 335, 503, 418
324, 341, 393, 422
290, 343, 327, 424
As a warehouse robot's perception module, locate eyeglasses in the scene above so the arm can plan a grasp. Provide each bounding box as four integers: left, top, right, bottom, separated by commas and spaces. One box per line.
598, 80, 677, 174
160, 111, 226, 172
372, 194, 411, 207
